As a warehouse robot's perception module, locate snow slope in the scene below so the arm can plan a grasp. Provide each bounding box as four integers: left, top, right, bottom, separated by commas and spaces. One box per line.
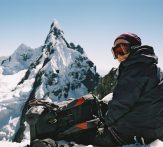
0, 69, 34, 140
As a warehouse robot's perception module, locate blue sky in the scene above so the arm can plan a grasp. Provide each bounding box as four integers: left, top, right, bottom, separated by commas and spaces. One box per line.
0, 0, 163, 75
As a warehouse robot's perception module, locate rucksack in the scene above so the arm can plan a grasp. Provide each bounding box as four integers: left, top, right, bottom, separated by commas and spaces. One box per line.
25, 94, 107, 144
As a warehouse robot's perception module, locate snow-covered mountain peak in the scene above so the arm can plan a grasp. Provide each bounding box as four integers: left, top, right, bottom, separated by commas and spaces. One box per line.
1, 44, 42, 75
51, 19, 60, 30
12, 44, 33, 56
17, 43, 29, 49
17, 43, 31, 50
44, 20, 65, 46
0, 20, 99, 100
33, 20, 99, 101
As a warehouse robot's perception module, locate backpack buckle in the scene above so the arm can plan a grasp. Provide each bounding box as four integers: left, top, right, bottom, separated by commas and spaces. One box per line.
48, 118, 57, 124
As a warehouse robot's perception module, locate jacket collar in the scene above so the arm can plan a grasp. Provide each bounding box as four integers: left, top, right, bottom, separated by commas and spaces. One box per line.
121, 45, 158, 67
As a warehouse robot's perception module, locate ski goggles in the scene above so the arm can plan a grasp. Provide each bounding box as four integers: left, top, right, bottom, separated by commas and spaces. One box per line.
111, 43, 130, 59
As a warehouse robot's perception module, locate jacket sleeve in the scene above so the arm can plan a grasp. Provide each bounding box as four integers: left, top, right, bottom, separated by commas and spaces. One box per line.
105, 63, 149, 126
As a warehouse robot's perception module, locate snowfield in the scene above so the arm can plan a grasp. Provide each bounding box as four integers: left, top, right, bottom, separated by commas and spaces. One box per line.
0, 140, 29, 147
0, 139, 163, 147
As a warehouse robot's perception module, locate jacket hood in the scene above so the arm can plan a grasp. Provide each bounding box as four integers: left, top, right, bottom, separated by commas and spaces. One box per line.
122, 45, 158, 67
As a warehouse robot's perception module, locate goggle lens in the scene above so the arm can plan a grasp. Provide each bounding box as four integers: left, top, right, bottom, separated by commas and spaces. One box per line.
112, 43, 130, 59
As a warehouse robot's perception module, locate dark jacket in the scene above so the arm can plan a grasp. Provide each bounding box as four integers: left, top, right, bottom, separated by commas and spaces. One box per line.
105, 45, 163, 139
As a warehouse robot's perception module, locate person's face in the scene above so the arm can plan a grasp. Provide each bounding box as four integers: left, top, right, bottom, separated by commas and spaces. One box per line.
113, 39, 130, 63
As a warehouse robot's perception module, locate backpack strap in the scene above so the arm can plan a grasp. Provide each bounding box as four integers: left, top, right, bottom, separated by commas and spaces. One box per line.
28, 99, 59, 111
57, 118, 100, 139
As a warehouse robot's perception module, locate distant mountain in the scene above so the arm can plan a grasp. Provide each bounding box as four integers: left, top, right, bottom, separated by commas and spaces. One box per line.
1, 44, 42, 75
93, 68, 117, 99
1, 20, 99, 100
15, 21, 99, 101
